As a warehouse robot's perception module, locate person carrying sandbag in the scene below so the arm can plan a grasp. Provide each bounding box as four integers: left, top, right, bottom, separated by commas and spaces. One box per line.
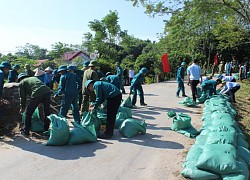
18, 73, 52, 136
85, 80, 122, 139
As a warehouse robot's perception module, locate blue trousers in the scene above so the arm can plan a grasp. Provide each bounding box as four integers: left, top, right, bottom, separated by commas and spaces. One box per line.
60, 95, 80, 123
132, 85, 145, 105
176, 80, 185, 96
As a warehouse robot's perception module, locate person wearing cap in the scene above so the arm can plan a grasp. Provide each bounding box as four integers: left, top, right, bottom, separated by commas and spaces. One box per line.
115, 62, 126, 94
217, 74, 236, 82
18, 73, 52, 136
25, 64, 35, 77
176, 62, 187, 98
130, 67, 148, 106
103, 72, 121, 89
0, 61, 12, 97
187, 59, 202, 102
201, 79, 221, 97
34, 68, 47, 84
219, 81, 240, 103
81, 60, 99, 113
8, 64, 20, 83
68, 65, 83, 108
44, 67, 53, 88
85, 80, 122, 139
54, 65, 81, 124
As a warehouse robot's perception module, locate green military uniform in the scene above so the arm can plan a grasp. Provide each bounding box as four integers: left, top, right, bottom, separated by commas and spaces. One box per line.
81, 68, 99, 112
19, 76, 51, 135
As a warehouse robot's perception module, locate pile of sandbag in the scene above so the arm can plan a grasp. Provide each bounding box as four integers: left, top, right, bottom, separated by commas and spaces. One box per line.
182, 95, 250, 180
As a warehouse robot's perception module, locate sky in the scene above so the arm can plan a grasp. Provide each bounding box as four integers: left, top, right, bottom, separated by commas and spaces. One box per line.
0, 0, 169, 55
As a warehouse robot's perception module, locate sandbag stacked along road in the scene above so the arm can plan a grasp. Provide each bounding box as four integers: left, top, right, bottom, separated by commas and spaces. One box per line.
182, 94, 250, 180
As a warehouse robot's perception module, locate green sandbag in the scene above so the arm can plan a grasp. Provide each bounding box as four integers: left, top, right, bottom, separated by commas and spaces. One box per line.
46, 114, 70, 146
22, 108, 44, 132
115, 112, 126, 129
118, 106, 132, 118
97, 111, 107, 125
176, 126, 199, 138
167, 110, 176, 118
195, 135, 208, 145
179, 97, 196, 107
81, 112, 102, 136
237, 146, 250, 166
234, 73, 239, 80
200, 125, 236, 136
222, 157, 249, 180
203, 117, 236, 127
237, 137, 249, 149
197, 94, 208, 104
206, 132, 237, 147
68, 122, 97, 145
119, 118, 147, 138
196, 144, 241, 175
182, 145, 220, 180
171, 113, 192, 131
120, 95, 133, 108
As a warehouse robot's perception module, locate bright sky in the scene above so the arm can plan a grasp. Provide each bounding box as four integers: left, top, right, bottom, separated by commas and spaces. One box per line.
0, 0, 169, 54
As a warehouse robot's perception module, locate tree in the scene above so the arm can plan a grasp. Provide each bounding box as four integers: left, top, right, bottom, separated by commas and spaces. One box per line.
15, 43, 48, 60
47, 42, 74, 60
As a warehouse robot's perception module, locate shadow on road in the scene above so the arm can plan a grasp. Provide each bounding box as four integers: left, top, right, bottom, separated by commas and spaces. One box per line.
116, 133, 184, 150
2, 137, 107, 160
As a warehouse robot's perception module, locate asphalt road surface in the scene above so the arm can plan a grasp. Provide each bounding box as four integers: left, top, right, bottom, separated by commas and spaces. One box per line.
0, 81, 203, 180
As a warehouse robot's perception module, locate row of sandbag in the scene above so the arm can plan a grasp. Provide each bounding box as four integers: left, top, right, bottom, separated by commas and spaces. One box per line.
45, 105, 146, 146
182, 94, 250, 180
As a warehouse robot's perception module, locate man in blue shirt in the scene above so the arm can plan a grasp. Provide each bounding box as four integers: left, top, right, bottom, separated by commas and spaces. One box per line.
187, 59, 202, 102
85, 80, 122, 139
176, 62, 187, 97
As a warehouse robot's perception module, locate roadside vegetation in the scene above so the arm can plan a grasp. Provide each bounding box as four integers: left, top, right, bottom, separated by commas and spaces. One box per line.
235, 79, 250, 145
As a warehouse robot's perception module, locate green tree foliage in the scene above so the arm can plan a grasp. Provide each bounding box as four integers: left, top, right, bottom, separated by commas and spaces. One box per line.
15, 43, 48, 60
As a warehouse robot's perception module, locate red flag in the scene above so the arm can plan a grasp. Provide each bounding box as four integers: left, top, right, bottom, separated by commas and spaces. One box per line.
214, 54, 218, 66
161, 53, 171, 73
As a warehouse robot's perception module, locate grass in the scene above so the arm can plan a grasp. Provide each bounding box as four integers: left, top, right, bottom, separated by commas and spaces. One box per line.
234, 78, 250, 145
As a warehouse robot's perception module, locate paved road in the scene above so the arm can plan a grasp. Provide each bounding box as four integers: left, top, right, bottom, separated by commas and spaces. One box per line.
0, 81, 203, 180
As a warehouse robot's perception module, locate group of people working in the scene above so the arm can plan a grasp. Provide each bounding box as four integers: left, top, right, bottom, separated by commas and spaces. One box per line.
0, 60, 148, 139
176, 59, 242, 104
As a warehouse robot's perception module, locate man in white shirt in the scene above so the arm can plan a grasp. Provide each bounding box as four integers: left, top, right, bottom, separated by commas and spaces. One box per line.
129, 66, 135, 85
187, 59, 202, 102
217, 75, 236, 82
220, 81, 240, 103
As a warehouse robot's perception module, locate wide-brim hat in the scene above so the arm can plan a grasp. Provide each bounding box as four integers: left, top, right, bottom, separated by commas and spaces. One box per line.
57, 65, 68, 73
89, 60, 99, 67
83, 60, 90, 67
0, 61, 12, 70
181, 62, 186, 66
140, 67, 148, 74
34, 69, 45, 76
85, 80, 95, 89
45, 67, 53, 72
67, 65, 77, 71
13, 64, 20, 69
17, 73, 29, 82
52, 69, 58, 75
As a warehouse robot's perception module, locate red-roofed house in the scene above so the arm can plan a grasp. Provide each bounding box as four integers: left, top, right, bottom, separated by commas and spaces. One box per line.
63, 51, 90, 62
